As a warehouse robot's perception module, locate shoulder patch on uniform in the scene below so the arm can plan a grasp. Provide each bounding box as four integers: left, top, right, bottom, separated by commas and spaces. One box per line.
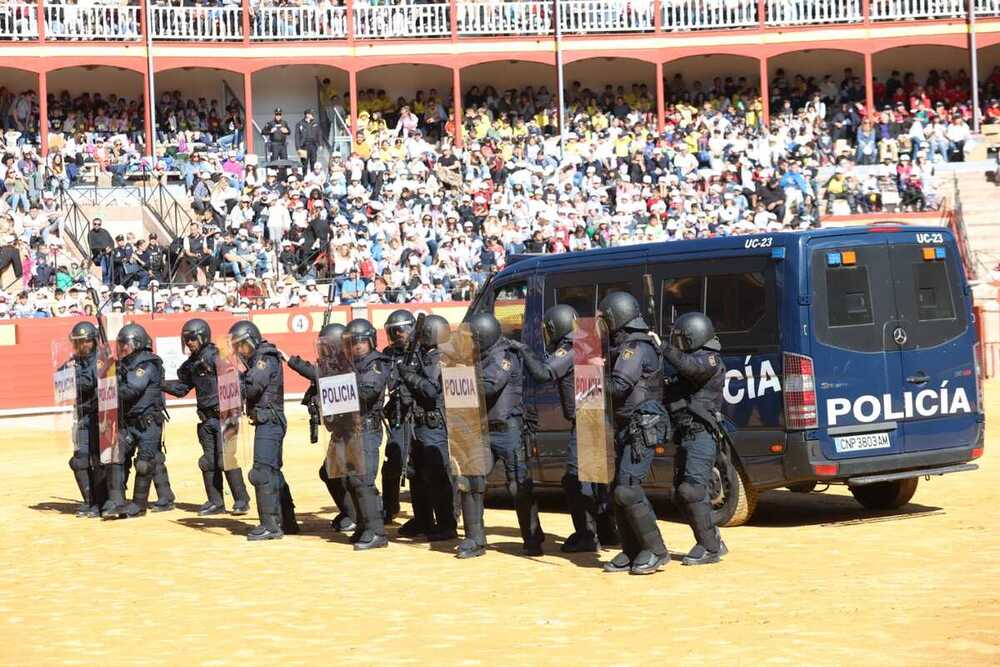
554, 348, 567, 357
621, 348, 634, 360
257, 360, 267, 369
709, 355, 717, 367
135, 367, 145, 377
501, 358, 512, 371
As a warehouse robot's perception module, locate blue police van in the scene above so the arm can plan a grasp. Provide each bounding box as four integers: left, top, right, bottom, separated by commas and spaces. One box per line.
466, 223, 984, 526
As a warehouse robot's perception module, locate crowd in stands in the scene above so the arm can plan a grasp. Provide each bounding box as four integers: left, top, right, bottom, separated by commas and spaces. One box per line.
1, 64, 998, 319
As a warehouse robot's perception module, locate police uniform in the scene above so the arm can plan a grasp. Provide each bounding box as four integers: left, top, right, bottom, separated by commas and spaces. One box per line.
663, 341, 728, 564
399, 345, 458, 539
381, 340, 413, 522
287, 352, 356, 533
118, 349, 174, 516
242, 339, 298, 539
480, 337, 544, 555
163, 342, 250, 516
67, 346, 107, 517
346, 347, 392, 548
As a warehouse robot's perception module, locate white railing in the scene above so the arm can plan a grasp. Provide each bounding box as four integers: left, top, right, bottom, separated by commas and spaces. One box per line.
766, 0, 862, 24
458, 1, 552, 36
0, 4, 37, 40
151, 5, 243, 41
44, 5, 140, 40
661, 0, 758, 30
976, 0, 1000, 15
870, 0, 965, 19
251, 6, 347, 40
559, 0, 655, 32
353, 3, 450, 39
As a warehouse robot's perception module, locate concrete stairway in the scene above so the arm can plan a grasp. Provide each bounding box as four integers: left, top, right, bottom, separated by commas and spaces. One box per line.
956, 170, 999, 283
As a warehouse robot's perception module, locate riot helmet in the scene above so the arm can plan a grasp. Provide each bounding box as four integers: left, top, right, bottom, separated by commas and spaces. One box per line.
670, 312, 718, 352
384, 309, 416, 347
317, 323, 345, 360
542, 304, 578, 351
467, 312, 502, 354
228, 320, 262, 361
420, 314, 451, 348
116, 323, 151, 359
181, 318, 211, 353
597, 291, 647, 335
345, 318, 377, 357
69, 321, 98, 357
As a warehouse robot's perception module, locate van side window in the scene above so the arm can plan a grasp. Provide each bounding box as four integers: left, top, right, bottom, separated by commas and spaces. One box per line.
555, 285, 596, 317
597, 281, 631, 305
706, 273, 768, 333
661, 276, 704, 330
494, 281, 528, 342
827, 266, 874, 327
913, 262, 955, 321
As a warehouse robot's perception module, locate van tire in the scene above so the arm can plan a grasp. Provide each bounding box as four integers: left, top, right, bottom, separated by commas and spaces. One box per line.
711, 449, 757, 527
849, 478, 919, 510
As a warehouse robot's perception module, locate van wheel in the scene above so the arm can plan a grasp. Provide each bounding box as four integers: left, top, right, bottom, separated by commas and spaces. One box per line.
787, 481, 818, 493
849, 478, 919, 510
710, 448, 757, 527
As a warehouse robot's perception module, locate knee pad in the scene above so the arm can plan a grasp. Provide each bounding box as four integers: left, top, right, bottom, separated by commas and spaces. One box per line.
69, 454, 89, 471
318, 464, 330, 483
613, 484, 644, 508
135, 458, 154, 476
677, 481, 706, 504
248, 464, 272, 488
198, 455, 212, 472
467, 476, 487, 494
454, 475, 470, 493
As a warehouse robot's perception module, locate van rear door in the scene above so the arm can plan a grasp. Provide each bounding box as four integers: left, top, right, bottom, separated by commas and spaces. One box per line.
888, 237, 977, 453
809, 238, 906, 459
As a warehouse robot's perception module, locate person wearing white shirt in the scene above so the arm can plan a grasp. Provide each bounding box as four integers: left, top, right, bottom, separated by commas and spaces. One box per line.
945, 116, 970, 162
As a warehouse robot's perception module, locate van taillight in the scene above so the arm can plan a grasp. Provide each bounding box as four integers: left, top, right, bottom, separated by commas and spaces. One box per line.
784, 352, 818, 430
974, 342, 984, 415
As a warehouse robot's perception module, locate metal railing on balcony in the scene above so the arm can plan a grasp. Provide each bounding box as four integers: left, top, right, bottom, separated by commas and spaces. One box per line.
559, 0, 654, 32
44, 5, 141, 40
977, 0, 1000, 15
870, 0, 965, 20
457, 1, 553, 36
0, 4, 37, 40
150, 5, 243, 41
766, 0, 863, 24
250, 5, 347, 40
662, 0, 759, 30
353, 2, 450, 39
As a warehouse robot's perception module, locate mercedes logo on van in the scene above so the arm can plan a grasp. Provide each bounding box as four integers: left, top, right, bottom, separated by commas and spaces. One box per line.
893, 327, 908, 346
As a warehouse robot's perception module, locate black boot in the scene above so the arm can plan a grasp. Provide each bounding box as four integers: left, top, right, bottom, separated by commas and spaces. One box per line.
398, 471, 431, 538
151, 454, 175, 513
353, 487, 388, 551
199, 470, 225, 516
515, 480, 544, 556
595, 484, 620, 546
561, 474, 598, 553
226, 468, 251, 515
324, 474, 356, 531
381, 459, 401, 523
624, 496, 668, 576
101, 463, 128, 519
123, 472, 152, 518
247, 475, 282, 542
427, 467, 457, 541
456, 489, 486, 559
71, 468, 97, 517
279, 479, 300, 535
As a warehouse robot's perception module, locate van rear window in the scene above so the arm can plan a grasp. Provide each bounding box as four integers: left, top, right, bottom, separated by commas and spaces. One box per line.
913, 262, 955, 321
827, 266, 874, 327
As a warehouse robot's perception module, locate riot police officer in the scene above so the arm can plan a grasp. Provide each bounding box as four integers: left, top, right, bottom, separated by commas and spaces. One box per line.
597, 292, 670, 575
286, 322, 356, 534
162, 319, 250, 517
381, 309, 416, 523
516, 305, 618, 553
662, 312, 729, 566
397, 314, 457, 541
469, 312, 544, 557
229, 321, 298, 541
343, 318, 392, 550
66, 321, 106, 518
115, 324, 175, 519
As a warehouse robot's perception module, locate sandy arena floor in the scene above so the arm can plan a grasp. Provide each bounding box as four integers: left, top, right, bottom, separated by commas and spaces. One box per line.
2, 384, 999, 666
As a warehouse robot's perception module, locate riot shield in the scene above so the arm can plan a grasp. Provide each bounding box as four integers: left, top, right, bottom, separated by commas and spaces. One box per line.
315, 336, 364, 480
95, 344, 122, 465
440, 324, 490, 477
573, 317, 615, 485
215, 337, 250, 472
51, 339, 79, 454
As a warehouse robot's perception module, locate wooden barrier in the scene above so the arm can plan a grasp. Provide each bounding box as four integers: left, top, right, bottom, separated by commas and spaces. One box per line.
0, 302, 471, 412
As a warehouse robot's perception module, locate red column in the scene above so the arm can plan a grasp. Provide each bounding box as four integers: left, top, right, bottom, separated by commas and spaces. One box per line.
862, 0, 870, 24
449, 0, 457, 40
346, 0, 355, 42
140, 0, 147, 41
36, 0, 45, 43
655, 61, 665, 132
759, 57, 770, 127
452, 67, 463, 147
348, 69, 358, 142
242, 0, 250, 46
653, 0, 661, 33
38, 72, 48, 157
244, 72, 254, 153
864, 52, 875, 117
142, 69, 153, 157
757, 0, 765, 30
